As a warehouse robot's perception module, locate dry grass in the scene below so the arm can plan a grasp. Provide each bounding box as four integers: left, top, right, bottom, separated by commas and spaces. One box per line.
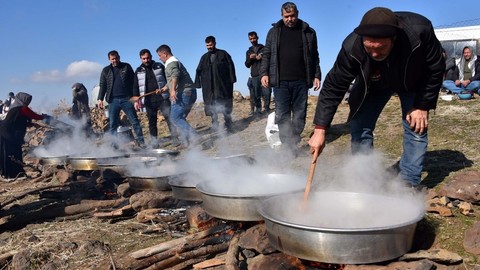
1, 93, 480, 269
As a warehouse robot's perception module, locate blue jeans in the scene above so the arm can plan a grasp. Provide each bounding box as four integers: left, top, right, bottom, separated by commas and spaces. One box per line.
273, 80, 308, 147
183, 88, 197, 118
350, 91, 427, 185
108, 97, 144, 143
442, 80, 480, 94
170, 90, 197, 144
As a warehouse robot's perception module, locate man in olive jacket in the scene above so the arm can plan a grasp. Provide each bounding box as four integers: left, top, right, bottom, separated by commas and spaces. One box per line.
309, 7, 445, 187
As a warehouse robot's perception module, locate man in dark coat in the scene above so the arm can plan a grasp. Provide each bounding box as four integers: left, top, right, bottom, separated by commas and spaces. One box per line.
309, 7, 445, 187
195, 36, 236, 132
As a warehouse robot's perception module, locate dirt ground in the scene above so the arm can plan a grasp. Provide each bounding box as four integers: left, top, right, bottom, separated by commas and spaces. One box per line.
1, 92, 479, 269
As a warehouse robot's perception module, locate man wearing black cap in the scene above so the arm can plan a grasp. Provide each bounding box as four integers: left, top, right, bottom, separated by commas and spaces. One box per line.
309, 7, 445, 187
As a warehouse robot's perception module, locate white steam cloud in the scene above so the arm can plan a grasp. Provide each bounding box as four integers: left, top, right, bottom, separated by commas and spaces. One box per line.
30, 60, 102, 83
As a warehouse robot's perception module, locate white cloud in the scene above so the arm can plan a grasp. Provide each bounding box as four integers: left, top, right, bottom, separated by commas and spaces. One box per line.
65, 60, 102, 78
31, 69, 62, 82
30, 60, 102, 83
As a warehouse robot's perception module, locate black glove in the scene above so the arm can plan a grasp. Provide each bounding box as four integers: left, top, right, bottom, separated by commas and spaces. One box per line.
42, 114, 52, 125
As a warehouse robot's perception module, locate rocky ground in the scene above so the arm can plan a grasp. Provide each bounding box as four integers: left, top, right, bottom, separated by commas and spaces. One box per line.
0, 91, 479, 269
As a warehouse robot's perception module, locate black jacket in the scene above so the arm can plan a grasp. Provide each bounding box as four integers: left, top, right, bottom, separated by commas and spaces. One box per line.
314, 11, 445, 127
97, 62, 136, 103
245, 44, 264, 77
444, 57, 457, 81
260, 19, 321, 88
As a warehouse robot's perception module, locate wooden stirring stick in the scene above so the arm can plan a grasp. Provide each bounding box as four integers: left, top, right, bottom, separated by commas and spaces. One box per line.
129, 90, 160, 102
301, 156, 317, 209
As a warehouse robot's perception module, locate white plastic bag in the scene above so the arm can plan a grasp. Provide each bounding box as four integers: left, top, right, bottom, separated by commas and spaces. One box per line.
265, 112, 281, 149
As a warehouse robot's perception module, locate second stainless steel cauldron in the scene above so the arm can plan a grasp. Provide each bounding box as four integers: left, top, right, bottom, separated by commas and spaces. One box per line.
126, 164, 186, 191
196, 173, 306, 221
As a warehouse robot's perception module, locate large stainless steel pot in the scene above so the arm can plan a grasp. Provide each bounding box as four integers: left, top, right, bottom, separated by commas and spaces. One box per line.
126, 164, 186, 191
196, 173, 305, 221
68, 154, 126, 171
258, 191, 425, 264
39, 155, 68, 166
168, 178, 202, 202
128, 148, 180, 158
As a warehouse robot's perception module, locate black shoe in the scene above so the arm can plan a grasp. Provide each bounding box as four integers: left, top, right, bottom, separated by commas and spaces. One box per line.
386, 161, 400, 176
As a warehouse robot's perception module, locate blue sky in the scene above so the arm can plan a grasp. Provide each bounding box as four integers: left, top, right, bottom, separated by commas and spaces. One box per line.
1, 0, 479, 111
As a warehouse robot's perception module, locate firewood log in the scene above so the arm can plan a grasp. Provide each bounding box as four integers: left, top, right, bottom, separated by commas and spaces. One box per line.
145, 242, 230, 270
130, 223, 232, 259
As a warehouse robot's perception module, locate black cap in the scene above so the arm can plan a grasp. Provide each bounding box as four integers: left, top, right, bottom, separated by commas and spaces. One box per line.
354, 7, 400, 37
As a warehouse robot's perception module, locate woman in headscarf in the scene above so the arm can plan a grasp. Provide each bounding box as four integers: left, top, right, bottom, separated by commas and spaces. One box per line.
0, 92, 48, 180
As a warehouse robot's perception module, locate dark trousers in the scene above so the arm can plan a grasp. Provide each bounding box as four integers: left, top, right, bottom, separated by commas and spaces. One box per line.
273, 80, 308, 147
145, 100, 177, 139
250, 76, 272, 111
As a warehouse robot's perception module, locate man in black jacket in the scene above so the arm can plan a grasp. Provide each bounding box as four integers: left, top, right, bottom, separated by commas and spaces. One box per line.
133, 49, 178, 148
195, 36, 236, 133
245, 31, 271, 115
260, 2, 321, 154
309, 7, 445, 187
97, 50, 145, 147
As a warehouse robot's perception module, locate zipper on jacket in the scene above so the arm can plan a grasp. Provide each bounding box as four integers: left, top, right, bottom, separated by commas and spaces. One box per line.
348, 54, 368, 122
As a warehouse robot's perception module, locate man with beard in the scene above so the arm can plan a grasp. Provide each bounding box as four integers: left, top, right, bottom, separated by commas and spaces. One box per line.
195, 36, 236, 133
245, 31, 271, 115
133, 49, 178, 148
97, 50, 145, 147
442, 46, 480, 95
261, 2, 321, 155
309, 7, 445, 187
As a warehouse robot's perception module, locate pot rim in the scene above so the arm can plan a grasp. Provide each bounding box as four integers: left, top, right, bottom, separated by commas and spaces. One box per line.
258, 191, 425, 232
195, 173, 305, 198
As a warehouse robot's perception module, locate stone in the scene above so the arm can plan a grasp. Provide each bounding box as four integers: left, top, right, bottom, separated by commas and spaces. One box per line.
185, 205, 215, 229
400, 249, 463, 264
54, 169, 71, 183
344, 259, 435, 270
116, 182, 131, 197
464, 221, 480, 255
457, 201, 474, 216
426, 204, 454, 217
237, 224, 277, 255
438, 171, 480, 203
246, 253, 303, 270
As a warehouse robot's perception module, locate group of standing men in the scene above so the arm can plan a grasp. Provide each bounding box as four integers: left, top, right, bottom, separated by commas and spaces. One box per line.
247, 2, 446, 188
96, 37, 237, 148
95, 1, 447, 188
